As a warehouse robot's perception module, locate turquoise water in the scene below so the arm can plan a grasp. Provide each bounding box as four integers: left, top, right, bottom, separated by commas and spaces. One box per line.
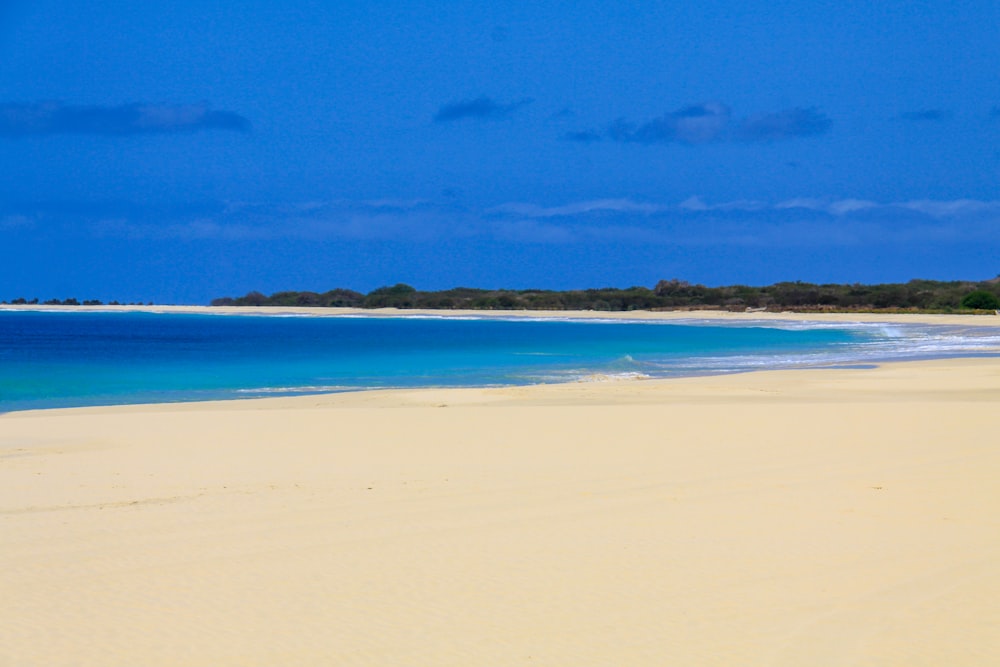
1, 310, 998, 411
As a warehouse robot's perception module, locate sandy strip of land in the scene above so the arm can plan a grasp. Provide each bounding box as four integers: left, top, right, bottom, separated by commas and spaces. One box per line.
2, 358, 999, 666
3, 302, 1000, 327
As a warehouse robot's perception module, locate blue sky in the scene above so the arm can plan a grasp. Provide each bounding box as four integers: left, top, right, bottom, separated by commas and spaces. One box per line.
1, 0, 998, 303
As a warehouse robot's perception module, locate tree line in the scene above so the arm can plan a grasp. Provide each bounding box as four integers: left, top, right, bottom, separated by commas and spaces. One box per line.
1, 298, 150, 306
208, 277, 1000, 312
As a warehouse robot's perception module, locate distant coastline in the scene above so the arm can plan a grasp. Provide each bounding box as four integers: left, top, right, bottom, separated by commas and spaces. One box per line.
3, 303, 1000, 328
6, 277, 999, 314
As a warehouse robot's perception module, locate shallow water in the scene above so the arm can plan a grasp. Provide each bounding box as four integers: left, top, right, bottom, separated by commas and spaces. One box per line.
1, 310, 998, 411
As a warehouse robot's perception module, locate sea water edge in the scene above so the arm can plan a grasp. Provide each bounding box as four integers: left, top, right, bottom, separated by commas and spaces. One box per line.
1, 309, 998, 412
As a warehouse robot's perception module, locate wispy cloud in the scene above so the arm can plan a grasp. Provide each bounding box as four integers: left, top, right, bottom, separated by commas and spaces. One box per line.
433, 96, 533, 122
491, 199, 664, 218
488, 196, 1000, 246
604, 102, 732, 145
0, 101, 250, 137
566, 102, 832, 145
896, 199, 1000, 217
685, 196, 1000, 220
680, 196, 768, 212
774, 198, 877, 215
5, 196, 997, 250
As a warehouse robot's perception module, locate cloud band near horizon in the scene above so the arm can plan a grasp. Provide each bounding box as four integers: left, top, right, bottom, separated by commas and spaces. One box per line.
4, 196, 996, 252
0, 102, 250, 137
567, 102, 832, 145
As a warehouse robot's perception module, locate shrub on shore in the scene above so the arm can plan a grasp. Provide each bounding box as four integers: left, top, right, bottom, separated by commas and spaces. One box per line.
961, 290, 1000, 310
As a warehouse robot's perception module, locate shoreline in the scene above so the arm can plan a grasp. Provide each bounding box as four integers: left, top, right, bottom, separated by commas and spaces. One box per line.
3, 356, 999, 665
3, 308, 999, 414
5, 355, 1000, 418
4, 302, 1000, 327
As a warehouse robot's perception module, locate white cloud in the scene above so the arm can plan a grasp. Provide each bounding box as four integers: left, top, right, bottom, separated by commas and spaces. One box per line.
678, 197, 767, 212
492, 198, 663, 218
899, 199, 1000, 217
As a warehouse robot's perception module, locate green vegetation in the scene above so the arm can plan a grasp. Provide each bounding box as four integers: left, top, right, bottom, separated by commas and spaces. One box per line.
6, 277, 998, 313
960, 290, 1000, 310
0, 298, 149, 306
208, 276, 1000, 313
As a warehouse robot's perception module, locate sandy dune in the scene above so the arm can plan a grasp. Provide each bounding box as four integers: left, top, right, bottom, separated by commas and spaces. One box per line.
2, 358, 999, 665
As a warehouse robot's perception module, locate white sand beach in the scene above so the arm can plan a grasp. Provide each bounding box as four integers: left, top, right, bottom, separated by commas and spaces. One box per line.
2, 354, 999, 666
5, 302, 1000, 328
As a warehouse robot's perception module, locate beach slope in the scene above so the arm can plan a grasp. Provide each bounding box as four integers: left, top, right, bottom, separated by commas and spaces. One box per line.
2, 358, 999, 665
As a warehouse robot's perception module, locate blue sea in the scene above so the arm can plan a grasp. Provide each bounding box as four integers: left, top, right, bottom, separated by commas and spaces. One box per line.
1, 310, 998, 412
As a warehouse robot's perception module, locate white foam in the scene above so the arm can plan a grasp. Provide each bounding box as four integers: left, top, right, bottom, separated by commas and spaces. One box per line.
576, 372, 651, 382
235, 385, 353, 394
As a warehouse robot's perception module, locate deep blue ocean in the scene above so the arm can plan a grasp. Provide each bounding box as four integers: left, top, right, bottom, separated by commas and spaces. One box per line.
1, 310, 998, 411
